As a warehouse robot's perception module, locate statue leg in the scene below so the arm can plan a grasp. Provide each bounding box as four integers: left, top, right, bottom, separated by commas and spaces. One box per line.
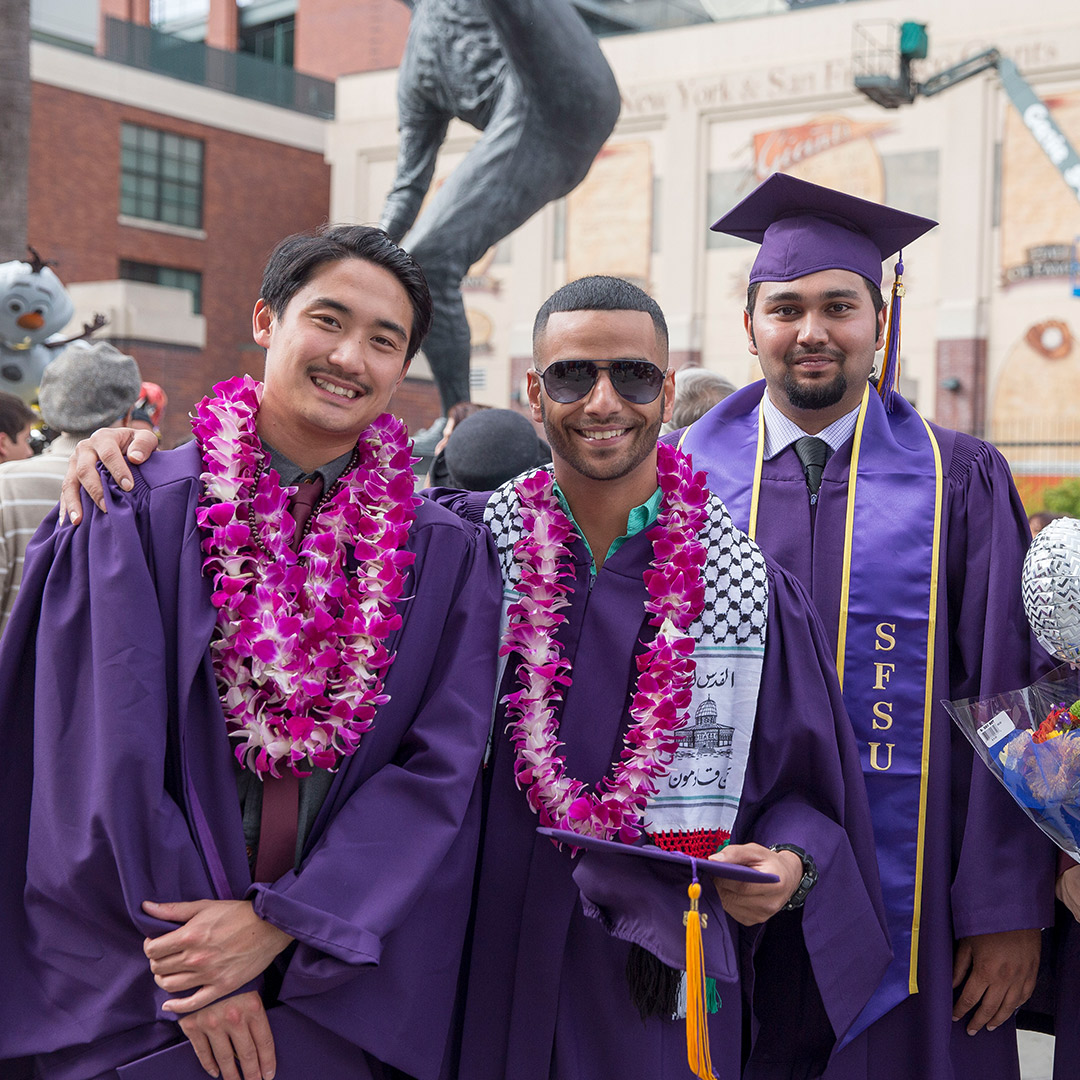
403, 90, 590, 413
416, 260, 474, 414
476, 0, 620, 141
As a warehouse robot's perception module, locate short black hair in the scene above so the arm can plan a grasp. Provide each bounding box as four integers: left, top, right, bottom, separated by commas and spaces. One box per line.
0, 391, 34, 440
533, 276, 668, 352
745, 276, 886, 318
260, 224, 433, 362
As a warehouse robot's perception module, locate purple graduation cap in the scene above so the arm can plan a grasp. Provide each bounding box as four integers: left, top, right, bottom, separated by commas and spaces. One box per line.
712, 172, 938, 410
710, 172, 937, 286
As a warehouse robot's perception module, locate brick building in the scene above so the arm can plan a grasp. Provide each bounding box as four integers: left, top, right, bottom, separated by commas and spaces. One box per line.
25, 9, 332, 446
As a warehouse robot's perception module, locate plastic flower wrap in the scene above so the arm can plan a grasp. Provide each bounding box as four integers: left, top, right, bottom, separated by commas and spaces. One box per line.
946, 663, 1080, 858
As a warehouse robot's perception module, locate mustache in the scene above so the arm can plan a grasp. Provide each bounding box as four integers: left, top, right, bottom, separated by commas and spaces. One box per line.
309, 369, 371, 395
785, 347, 846, 364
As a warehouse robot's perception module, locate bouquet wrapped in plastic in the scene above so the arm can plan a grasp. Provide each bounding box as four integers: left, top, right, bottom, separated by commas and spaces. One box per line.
946, 663, 1080, 858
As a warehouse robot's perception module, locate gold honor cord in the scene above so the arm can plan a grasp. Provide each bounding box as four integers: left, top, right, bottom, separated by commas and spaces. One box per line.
834, 383, 871, 690
909, 416, 943, 993
747, 399, 766, 541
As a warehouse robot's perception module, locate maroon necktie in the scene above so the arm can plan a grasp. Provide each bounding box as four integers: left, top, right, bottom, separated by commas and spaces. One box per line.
253, 476, 324, 884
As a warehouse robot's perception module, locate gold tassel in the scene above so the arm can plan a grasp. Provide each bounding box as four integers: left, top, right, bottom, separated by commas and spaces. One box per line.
684, 880, 716, 1079
875, 255, 906, 411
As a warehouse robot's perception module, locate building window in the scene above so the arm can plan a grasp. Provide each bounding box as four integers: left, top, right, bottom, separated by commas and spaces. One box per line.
239, 15, 296, 67
120, 123, 204, 229
119, 260, 203, 315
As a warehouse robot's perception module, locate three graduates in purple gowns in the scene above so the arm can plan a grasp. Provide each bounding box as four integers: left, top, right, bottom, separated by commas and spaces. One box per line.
1, 175, 1064, 1080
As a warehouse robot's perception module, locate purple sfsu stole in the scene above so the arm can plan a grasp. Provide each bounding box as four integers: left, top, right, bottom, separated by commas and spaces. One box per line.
252, 475, 324, 884
680, 382, 943, 1041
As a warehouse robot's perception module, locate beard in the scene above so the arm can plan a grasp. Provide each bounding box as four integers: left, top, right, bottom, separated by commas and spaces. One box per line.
782, 365, 848, 411
539, 398, 663, 483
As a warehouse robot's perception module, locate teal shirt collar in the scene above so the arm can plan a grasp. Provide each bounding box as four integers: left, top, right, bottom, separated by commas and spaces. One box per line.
552, 479, 663, 575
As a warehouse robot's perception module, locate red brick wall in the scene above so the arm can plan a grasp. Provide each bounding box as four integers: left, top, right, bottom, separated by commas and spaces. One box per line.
206, 0, 239, 52
934, 337, 987, 438
27, 82, 330, 447
294, 0, 410, 79
389, 377, 442, 437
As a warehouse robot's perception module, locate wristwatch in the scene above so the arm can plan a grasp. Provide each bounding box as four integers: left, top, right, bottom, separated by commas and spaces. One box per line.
769, 843, 818, 910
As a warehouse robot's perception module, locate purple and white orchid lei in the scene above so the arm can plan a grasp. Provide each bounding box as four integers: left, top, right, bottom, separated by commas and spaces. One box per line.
500, 442, 709, 843
192, 375, 418, 779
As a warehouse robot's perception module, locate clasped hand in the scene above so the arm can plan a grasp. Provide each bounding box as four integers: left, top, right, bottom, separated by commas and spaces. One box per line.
142, 898, 294, 1080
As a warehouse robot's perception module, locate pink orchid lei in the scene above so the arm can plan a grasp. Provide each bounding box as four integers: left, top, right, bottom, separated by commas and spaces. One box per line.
192, 375, 418, 779
500, 442, 709, 843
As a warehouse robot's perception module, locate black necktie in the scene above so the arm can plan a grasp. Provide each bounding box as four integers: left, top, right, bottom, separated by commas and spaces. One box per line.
794, 436, 830, 503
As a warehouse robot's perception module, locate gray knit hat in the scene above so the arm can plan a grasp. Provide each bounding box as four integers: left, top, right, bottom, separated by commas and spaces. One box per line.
38, 340, 142, 434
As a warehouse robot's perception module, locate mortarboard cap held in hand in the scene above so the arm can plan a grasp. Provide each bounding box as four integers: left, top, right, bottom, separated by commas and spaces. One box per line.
540, 826, 778, 1080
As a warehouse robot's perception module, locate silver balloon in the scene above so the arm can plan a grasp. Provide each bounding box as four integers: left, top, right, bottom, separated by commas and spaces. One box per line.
1022, 517, 1080, 664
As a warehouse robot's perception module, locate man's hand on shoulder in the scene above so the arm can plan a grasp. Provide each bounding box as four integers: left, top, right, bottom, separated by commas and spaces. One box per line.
180, 990, 276, 1080
59, 427, 159, 523
951, 927, 1041, 1035
142, 898, 293, 1014
708, 842, 803, 926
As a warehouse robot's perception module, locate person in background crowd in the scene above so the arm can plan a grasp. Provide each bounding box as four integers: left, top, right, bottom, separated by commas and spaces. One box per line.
438, 407, 551, 491
662, 367, 736, 434
426, 399, 490, 485
0, 391, 35, 463
0, 339, 141, 636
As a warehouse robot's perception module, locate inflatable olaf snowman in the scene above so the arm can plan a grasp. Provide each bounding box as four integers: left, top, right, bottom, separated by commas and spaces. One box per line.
0, 248, 104, 403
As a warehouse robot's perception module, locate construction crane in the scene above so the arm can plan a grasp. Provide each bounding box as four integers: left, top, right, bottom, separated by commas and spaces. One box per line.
852, 21, 1080, 205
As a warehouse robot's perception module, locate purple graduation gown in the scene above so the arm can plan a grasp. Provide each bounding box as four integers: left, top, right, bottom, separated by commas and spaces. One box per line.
444, 488, 889, 1080
1051, 906, 1080, 1079
678, 382, 1056, 1080
0, 441, 502, 1080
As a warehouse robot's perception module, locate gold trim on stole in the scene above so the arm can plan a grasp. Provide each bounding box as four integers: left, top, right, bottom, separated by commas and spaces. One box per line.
743, 384, 943, 996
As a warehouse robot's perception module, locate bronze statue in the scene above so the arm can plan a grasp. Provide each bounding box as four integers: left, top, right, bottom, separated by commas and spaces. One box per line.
382, 0, 621, 413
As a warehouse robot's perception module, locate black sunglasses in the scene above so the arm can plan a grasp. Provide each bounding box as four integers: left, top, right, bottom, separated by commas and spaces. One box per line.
535, 359, 667, 405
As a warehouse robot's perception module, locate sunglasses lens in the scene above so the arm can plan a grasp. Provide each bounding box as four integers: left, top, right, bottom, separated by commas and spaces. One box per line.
541, 360, 665, 404
609, 361, 665, 404
542, 361, 600, 403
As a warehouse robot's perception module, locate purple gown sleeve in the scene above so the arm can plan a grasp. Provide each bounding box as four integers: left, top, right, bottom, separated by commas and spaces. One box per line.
945, 437, 1056, 937
0, 476, 226, 1056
